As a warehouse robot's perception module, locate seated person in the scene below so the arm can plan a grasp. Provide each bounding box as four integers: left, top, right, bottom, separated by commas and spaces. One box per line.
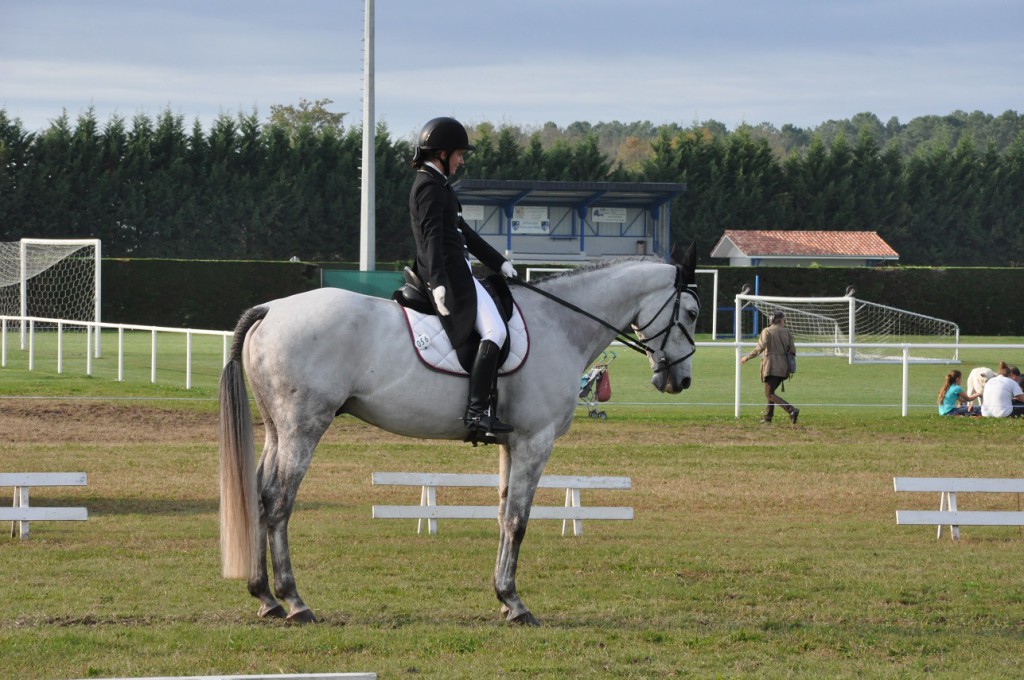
1011, 365, 1024, 389
981, 361, 1024, 418
937, 369, 982, 416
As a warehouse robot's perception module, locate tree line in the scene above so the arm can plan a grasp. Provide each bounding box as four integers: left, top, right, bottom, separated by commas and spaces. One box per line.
1, 105, 1022, 265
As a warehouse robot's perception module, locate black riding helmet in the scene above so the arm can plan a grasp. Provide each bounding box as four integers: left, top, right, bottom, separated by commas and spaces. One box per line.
412, 117, 475, 174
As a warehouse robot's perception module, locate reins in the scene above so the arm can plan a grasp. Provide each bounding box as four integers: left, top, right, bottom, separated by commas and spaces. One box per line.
509, 269, 700, 373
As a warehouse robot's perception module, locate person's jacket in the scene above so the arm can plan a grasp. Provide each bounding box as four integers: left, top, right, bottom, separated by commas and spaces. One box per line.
747, 323, 796, 380
409, 166, 506, 347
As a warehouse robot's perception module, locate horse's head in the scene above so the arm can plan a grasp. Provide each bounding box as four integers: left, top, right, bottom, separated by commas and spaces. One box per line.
632, 243, 700, 393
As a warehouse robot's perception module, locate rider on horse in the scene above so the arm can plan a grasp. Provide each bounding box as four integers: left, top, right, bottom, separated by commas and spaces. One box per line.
409, 116, 517, 439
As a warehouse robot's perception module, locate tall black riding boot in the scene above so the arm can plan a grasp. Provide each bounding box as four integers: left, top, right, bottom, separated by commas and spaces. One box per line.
464, 340, 514, 437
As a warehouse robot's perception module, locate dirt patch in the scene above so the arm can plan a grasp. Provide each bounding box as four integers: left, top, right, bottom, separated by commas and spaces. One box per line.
0, 400, 219, 444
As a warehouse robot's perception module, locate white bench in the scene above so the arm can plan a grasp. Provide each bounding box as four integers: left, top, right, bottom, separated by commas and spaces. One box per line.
1, 472, 89, 539
893, 476, 1024, 541
371, 472, 633, 536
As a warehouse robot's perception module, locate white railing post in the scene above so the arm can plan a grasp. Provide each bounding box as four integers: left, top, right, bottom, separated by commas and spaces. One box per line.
848, 296, 856, 364
117, 327, 125, 381
57, 321, 64, 374
901, 345, 910, 417
186, 331, 193, 390
86, 324, 93, 376
734, 295, 743, 418
734, 342, 743, 418
27, 319, 34, 371
150, 329, 158, 384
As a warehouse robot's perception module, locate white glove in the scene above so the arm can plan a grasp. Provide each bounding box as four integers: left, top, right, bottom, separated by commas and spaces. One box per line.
501, 261, 517, 279
432, 285, 450, 316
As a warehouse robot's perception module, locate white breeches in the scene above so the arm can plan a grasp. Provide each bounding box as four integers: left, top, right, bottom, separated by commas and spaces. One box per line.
472, 276, 506, 347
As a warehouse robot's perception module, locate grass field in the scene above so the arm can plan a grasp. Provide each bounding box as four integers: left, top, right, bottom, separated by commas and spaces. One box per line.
2, 336, 1024, 678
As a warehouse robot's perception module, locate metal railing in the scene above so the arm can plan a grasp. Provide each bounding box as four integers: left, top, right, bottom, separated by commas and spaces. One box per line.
1, 315, 231, 390
5, 317, 1024, 417
721, 340, 1024, 417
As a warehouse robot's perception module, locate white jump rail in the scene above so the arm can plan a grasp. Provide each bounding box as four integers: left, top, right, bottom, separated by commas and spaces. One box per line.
76, 674, 375, 680
894, 476, 1024, 541
372, 472, 632, 536
1, 472, 88, 539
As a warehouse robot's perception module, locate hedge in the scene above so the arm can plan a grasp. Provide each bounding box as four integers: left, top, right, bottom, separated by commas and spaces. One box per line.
100, 260, 1024, 336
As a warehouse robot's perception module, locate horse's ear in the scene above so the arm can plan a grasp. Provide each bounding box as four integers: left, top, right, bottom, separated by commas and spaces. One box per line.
672, 242, 697, 286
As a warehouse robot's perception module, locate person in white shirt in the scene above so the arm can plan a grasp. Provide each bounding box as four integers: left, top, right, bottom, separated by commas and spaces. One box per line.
981, 361, 1024, 418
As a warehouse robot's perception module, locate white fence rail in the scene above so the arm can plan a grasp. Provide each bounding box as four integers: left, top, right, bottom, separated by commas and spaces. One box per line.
4, 315, 1024, 416
727, 340, 1024, 417
1, 315, 231, 390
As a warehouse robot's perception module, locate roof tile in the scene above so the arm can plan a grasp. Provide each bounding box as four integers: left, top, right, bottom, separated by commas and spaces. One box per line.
717, 230, 899, 257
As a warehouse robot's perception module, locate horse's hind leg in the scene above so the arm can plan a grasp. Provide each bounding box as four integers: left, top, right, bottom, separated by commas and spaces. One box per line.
249, 517, 285, 618
246, 422, 286, 619
261, 414, 334, 624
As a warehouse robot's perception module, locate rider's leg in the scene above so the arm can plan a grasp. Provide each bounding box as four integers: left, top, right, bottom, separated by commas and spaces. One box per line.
465, 279, 513, 436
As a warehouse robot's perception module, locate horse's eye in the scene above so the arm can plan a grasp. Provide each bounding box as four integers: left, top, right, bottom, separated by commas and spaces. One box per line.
688, 309, 698, 321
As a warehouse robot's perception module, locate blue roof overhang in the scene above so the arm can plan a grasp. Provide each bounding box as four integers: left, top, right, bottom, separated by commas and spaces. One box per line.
450, 179, 686, 214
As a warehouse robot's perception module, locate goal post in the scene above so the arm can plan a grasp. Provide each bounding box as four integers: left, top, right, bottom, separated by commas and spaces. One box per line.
735, 292, 960, 364
0, 238, 102, 355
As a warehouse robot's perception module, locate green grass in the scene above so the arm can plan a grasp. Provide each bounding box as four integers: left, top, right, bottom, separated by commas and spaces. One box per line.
2, 336, 1024, 677
1, 327, 225, 400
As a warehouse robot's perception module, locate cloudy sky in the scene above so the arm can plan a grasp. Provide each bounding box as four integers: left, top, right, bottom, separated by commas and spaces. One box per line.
3, 0, 1022, 140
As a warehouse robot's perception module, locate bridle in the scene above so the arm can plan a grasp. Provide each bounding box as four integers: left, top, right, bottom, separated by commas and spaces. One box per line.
510, 265, 700, 374
632, 272, 700, 372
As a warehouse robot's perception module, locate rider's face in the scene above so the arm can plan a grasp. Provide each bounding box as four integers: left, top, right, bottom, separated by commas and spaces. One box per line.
443, 149, 466, 175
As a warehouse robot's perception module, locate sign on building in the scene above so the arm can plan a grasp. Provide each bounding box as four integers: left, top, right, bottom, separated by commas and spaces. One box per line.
511, 206, 550, 234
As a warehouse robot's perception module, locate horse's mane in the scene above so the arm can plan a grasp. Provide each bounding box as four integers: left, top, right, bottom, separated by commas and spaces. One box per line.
530, 256, 663, 288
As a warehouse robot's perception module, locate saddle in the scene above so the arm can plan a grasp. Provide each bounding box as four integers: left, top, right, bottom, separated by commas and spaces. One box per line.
393, 267, 523, 374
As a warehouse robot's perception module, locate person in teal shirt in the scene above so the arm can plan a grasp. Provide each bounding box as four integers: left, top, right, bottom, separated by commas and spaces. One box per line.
937, 369, 982, 416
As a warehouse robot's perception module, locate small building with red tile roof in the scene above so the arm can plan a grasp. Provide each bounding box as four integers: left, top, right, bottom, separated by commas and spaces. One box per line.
710, 230, 899, 266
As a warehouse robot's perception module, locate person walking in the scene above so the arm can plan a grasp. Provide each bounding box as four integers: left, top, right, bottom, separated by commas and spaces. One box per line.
408, 116, 518, 440
741, 311, 799, 424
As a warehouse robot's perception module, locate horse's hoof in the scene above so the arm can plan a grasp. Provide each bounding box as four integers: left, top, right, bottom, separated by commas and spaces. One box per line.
508, 610, 541, 626
499, 604, 510, 618
258, 604, 287, 619
285, 608, 318, 625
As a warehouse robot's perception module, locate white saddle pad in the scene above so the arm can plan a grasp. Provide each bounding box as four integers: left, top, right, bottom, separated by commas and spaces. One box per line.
402, 302, 529, 376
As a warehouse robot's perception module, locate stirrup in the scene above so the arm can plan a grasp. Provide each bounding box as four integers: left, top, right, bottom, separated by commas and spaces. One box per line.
464, 413, 514, 434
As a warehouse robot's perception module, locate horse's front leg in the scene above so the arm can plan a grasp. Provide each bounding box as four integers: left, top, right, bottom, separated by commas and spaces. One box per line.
494, 432, 553, 626
496, 442, 512, 619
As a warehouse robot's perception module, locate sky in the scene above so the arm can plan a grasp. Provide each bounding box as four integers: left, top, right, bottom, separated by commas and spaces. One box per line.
2, 0, 1022, 141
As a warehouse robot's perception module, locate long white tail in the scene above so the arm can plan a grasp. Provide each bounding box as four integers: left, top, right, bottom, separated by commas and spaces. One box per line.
218, 307, 268, 580
219, 357, 259, 579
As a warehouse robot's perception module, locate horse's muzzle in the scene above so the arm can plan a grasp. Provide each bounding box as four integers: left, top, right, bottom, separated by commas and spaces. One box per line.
651, 369, 691, 394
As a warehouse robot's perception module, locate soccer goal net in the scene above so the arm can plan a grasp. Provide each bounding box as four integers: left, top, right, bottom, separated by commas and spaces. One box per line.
0, 238, 101, 348
735, 292, 960, 364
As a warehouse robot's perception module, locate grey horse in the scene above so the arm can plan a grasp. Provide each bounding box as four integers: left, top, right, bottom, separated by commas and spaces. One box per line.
219, 245, 700, 625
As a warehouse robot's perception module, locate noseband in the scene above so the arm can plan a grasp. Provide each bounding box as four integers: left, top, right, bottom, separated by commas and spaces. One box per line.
632, 282, 700, 372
